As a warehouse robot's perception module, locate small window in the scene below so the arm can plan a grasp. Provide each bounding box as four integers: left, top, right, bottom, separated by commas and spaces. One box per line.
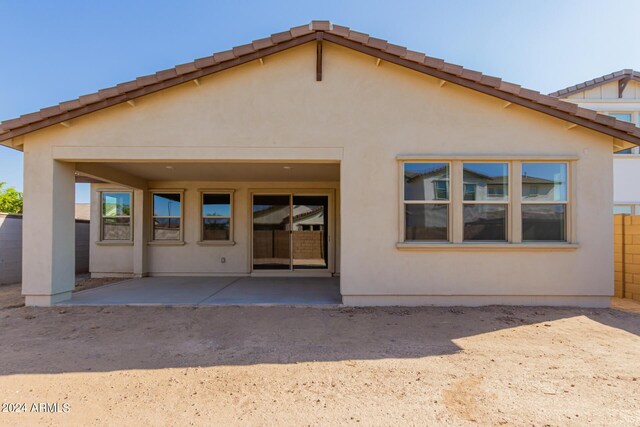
101, 192, 132, 241
152, 192, 182, 241
609, 113, 632, 122
614, 205, 633, 215
201, 192, 233, 241
463, 163, 508, 241
522, 163, 567, 241
404, 163, 449, 241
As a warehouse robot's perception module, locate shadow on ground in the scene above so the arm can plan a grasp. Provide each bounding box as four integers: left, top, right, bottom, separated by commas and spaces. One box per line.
0, 301, 638, 375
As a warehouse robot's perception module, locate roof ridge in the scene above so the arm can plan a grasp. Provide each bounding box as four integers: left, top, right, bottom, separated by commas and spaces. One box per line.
2, 21, 640, 146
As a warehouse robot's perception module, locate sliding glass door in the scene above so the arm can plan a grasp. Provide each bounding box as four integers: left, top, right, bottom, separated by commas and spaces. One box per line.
252, 194, 329, 271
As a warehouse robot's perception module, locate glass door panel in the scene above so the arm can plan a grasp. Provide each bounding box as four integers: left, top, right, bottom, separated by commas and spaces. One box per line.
292, 195, 328, 270
253, 195, 291, 270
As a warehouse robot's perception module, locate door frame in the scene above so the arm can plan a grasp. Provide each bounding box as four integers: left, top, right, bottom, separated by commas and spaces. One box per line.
249, 188, 335, 277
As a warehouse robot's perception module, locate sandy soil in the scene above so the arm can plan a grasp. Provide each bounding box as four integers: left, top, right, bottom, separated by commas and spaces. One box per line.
0, 287, 639, 426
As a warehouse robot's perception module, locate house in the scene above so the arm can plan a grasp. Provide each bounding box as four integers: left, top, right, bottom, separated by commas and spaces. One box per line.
551, 70, 640, 213
2, 21, 640, 307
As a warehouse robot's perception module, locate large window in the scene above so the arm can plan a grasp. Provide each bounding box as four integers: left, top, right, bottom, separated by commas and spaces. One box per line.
201, 192, 233, 242
101, 192, 132, 241
152, 192, 183, 241
608, 113, 640, 154
403, 162, 450, 241
462, 163, 508, 241
522, 163, 567, 242
401, 160, 571, 245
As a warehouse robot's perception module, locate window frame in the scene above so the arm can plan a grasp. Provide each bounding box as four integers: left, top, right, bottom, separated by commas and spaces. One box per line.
99, 190, 133, 243
520, 161, 570, 243
461, 161, 510, 242
397, 156, 577, 250
199, 190, 235, 245
402, 161, 452, 242
606, 111, 640, 155
149, 189, 185, 244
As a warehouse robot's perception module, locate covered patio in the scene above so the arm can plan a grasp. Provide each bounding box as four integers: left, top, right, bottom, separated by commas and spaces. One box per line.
59, 276, 341, 306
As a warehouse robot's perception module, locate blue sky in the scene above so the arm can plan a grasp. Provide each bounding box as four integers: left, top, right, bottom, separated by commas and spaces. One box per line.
2, 0, 639, 202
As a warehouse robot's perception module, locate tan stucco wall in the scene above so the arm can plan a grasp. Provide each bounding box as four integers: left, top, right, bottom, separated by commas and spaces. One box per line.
20, 41, 615, 306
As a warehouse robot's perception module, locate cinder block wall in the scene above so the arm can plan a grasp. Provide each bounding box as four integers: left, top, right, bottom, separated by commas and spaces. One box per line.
0, 214, 90, 285
614, 214, 640, 301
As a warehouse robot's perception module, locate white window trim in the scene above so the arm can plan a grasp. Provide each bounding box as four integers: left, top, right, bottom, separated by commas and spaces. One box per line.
98, 190, 133, 245
198, 189, 235, 246
397, 157, 577, 251
149, 189, 185, 245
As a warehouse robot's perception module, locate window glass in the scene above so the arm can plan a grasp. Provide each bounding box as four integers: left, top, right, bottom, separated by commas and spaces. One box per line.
463, 163, 508, 201
609, 113, 632, 122
203, 218, 230, 241
153, 193, 181, 240
614, 205, 633, 215
153, 193, 181, 217
404, 163, 449, 201
202, 193, 232, 241
615, 148, 633, 154
522, 205, 566, 241
522, 163, 567, 202
203, 194, 231, 217
405, 204, 448, 241
463, 205, 507, 241
101, 192, 131, 240
153, 218, 181, 240
102, 193, 131, 216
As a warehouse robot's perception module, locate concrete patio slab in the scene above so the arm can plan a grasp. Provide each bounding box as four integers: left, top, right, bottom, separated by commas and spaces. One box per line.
200, 277, 341, 305
59, 276, 341, 306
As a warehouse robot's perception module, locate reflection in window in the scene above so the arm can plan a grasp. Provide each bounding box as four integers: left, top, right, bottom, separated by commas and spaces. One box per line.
404, 163, 450, 241
522, 163, 567, 202
101, 192, 131, 240
462, 163, 508, 241
202, 193, 232, 241
405, 204, 448, 241
152, 193, 182, 240
521, 163, 567, 241
522, 205, 566, 241
404, 163, 449, 201
463, 204, 507, 241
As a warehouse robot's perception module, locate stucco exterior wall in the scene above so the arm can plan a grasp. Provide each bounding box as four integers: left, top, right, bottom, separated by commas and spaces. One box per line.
19, 41, 616, 306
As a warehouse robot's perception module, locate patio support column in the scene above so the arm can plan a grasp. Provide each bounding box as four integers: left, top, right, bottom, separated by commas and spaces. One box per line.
133, 188, 148, 277
22, 153, 76, 306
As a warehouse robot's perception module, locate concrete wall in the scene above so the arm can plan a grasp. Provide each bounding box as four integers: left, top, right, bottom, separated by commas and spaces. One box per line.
18, 41, 617, 306
613, 214, 640, 301
0, 214, 89, 285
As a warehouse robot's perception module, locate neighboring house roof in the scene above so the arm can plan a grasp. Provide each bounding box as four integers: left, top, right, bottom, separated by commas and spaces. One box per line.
2, 21, 640, 146
549, 69, 640, 98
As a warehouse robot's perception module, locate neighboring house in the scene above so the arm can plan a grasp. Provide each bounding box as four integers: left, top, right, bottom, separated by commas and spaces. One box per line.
2, 21, 640, 307
551, 70, 640, 213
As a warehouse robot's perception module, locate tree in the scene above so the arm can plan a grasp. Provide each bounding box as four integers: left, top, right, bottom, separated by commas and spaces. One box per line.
0, 182, 23, 214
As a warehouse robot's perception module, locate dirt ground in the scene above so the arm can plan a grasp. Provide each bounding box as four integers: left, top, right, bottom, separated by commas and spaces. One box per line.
0, 283, 639, 426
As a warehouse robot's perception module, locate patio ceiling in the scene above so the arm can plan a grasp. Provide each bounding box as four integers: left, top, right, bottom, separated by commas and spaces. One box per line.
78, 161, 340, 183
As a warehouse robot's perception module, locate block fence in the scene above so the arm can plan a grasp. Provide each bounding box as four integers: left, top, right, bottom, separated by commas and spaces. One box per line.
0, 213, 90, 285
614, 214, 640, 301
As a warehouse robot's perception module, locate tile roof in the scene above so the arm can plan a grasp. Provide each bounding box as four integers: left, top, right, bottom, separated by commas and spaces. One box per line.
2, 21, 640, 146
549, 69, 640, 98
